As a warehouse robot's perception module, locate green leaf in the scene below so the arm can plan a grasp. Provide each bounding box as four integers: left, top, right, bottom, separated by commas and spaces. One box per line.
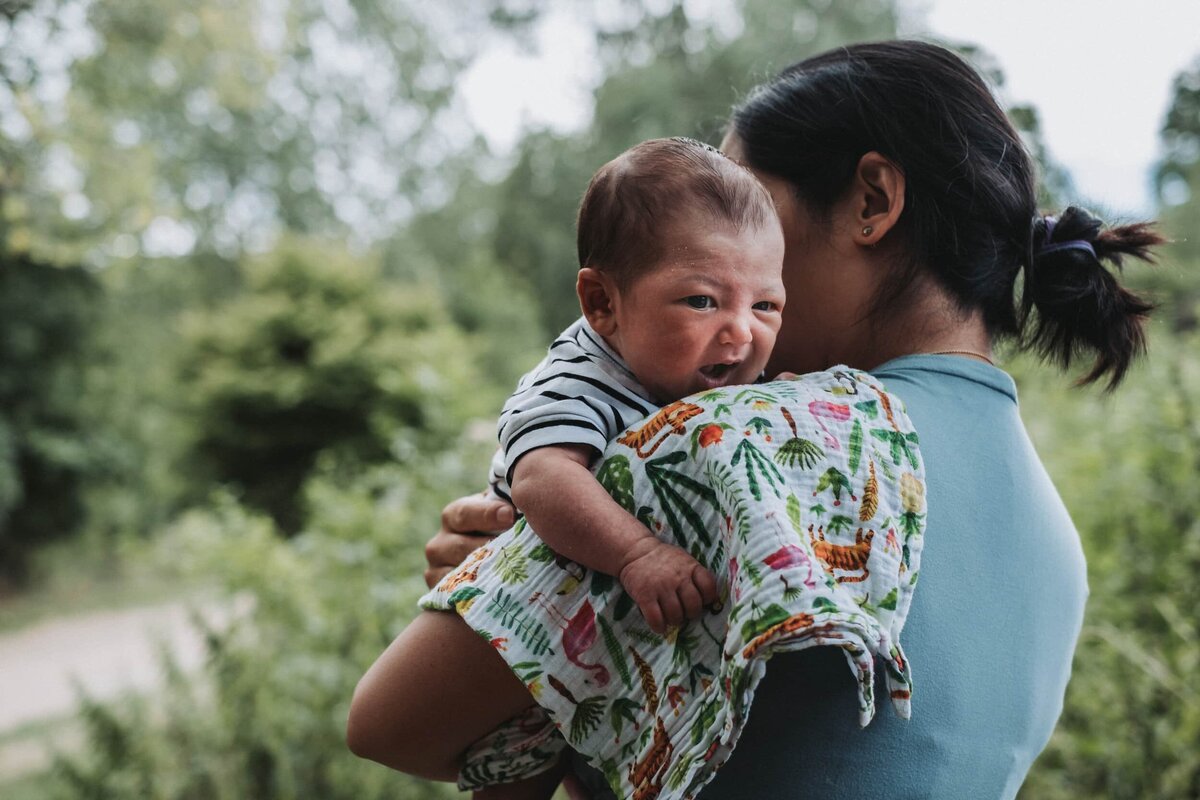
613, 591, 635, 622
496, 543, 528, 584
690, 699, 719, 745
849, 418, 863, 474
740, 602, 790, 640
774, 436, 823, 469
511, 661, 544, 683
598, 616, 634, 690
590, 571, 615, 596
485, 589, 553, 656
610, 697, 642, 738
746, 416, 772, 434
813, 596, 839, 614
447, 586, 484, 607
786, 493, 803, 535
854, 400, 879, 418
879, 588, 898, 610
596, 455, 636, 513
570, 696, 606, 745
828, 514, 854, 536
528, 542, 555, 563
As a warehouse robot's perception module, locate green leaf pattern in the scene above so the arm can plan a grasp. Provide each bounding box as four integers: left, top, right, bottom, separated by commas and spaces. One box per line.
422, 368, 927, 800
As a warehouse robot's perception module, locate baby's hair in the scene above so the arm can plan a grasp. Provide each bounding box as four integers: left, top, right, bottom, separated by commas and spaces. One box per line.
576, 137, 778, 290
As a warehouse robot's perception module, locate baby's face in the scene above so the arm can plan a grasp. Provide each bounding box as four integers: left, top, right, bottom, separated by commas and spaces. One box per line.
610, 221, 786, 403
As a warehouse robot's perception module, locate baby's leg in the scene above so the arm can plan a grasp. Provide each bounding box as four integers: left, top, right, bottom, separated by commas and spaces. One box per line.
347, 610, 538, 781
471, 756, 567, 800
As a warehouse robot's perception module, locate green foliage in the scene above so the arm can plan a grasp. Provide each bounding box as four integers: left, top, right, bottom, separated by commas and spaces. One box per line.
569, 696, 605, 746
78, 253, 243, 545
1146, 56, 1200, 331
1014, 328, 1200, 799
180, 238, 489, 532
0, 0, 1194, 795
5, 0, 512, 264
446, 0, 900, 336
46, 452, 484, 799
484, 588, 553, 656
596, 455, 635, 514
0, 252, 102, 582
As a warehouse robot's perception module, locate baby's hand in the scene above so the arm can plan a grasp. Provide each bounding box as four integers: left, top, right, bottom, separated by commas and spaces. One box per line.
618, 539, 719, 634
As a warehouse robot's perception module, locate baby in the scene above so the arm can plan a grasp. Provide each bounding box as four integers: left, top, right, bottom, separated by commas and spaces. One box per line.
488, 136, 785, 638
466, 137, 785, 799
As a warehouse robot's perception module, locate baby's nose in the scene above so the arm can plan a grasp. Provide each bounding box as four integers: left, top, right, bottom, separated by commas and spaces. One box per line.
719, 314, 753, 346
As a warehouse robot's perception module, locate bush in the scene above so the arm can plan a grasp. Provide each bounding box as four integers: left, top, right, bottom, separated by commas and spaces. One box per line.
0, 252, 103, 584
50, 428, 495, 798
1015, 324, 1200, 799
180, 238, 492, 533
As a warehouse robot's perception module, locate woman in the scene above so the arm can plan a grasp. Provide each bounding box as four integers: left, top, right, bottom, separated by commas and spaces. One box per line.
352, 41, 1161, 798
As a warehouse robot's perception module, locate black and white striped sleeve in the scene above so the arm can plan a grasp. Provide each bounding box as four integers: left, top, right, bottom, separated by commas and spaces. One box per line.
496, 361, 654, 490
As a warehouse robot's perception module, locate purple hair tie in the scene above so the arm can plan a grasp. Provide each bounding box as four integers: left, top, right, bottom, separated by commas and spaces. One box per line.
1038, 216, 1096, 259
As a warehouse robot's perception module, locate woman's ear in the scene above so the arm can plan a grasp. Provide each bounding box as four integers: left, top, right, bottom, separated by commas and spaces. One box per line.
850, 151, 905, 246
577, 267, 619, 336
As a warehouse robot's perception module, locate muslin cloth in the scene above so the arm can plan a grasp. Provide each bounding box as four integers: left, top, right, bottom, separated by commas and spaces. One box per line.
420, 368, 926, 800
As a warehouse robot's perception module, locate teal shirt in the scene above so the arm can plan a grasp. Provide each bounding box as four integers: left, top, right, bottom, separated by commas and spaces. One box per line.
693, 356, 1088, 798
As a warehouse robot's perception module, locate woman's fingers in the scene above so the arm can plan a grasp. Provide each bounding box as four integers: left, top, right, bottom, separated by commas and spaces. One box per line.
441, 493, 516, 535
423, 531, 490, 588
425, 494, 516, 588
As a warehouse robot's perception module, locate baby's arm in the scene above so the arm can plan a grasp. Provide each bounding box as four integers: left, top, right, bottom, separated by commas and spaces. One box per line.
511, 445, 718, 633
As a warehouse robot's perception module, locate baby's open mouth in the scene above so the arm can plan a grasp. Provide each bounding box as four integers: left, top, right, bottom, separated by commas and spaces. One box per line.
699, 362, 739, 380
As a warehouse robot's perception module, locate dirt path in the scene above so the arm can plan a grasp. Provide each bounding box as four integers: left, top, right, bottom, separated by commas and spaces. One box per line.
0, 598, 243, 779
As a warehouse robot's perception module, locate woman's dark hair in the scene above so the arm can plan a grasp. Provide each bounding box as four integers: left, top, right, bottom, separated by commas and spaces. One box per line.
729, 40, 1163, 388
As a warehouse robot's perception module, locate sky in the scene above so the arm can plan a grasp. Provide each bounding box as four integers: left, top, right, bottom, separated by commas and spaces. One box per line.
460, 0, 1200, 217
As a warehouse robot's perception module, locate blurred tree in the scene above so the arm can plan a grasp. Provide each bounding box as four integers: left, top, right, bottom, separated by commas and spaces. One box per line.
179, 238, 490, 533
1, 0, 537, 266
1151, 54, 1200, 330
1014, 327, 1200, 799
423, 1, 1076, 338
0, 0, 106, 584
0, 253, 101, 584
49, 457, 487, 799
490, 0, 900, 335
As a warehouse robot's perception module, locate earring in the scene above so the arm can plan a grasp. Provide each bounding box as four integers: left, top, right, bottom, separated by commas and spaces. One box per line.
862, 225, 874, 237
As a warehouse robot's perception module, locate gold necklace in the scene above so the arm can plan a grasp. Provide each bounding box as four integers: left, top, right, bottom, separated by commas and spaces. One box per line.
928, 349, 996, 366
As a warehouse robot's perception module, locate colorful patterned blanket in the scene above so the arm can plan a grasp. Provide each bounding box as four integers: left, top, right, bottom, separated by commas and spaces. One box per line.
421, 368, 926, 800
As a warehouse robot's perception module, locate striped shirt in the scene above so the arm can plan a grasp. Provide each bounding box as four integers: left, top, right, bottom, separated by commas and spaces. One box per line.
489, 317, 659, 503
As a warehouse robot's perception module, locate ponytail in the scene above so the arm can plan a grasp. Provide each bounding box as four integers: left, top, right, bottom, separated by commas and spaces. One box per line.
1022, 207, 1163, 389
732, 42, 1165, 389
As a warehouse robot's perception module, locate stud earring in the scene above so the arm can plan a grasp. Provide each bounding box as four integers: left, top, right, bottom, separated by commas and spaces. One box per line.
862, 225, 874, 237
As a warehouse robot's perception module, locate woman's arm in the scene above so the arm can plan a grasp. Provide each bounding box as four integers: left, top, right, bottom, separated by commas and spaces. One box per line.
511, 445, 718, 633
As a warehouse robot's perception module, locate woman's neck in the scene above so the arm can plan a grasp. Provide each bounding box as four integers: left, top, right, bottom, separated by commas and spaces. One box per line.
860, 283, 993, 370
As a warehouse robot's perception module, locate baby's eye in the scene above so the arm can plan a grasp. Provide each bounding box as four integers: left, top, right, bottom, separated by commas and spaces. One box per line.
752, 301, 778, 311
685, 296, 714, 309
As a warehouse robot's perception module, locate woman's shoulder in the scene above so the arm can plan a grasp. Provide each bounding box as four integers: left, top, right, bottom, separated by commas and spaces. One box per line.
607, 366, 921, 485
670, 366, 913, 433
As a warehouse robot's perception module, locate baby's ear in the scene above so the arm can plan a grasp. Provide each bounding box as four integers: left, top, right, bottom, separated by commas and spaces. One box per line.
577, 267, 619, 336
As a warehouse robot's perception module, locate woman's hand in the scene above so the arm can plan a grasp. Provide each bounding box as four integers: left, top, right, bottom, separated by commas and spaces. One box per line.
424, 493, 516, 588
618, 539, 719, 634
